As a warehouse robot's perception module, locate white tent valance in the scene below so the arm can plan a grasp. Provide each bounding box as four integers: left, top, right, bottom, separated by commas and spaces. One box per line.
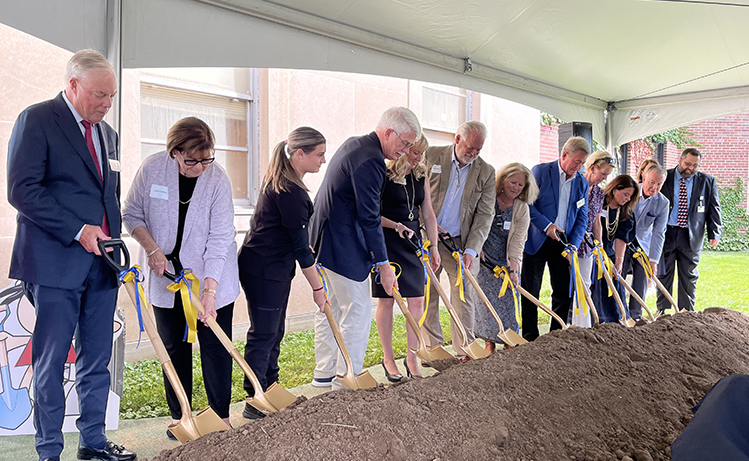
4, 0, 749, 147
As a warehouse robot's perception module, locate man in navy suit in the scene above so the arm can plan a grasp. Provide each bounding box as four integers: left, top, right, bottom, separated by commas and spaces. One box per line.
7, 50, 135, 461
657, 148, 722, 312
521, 136, 590, 341
309, 107, 420, 389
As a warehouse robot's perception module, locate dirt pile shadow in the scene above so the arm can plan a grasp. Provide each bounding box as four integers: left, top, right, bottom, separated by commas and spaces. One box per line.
147, 308, 749, 461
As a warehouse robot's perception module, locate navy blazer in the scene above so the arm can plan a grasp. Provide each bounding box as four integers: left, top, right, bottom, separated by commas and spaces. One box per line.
308, 132, 388, 282
7, 92, 122, 289
525, 160, 589, 255
661, 168, 722, 256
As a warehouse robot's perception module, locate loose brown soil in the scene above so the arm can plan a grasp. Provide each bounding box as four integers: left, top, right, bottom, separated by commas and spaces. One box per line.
148, 308, 749, 461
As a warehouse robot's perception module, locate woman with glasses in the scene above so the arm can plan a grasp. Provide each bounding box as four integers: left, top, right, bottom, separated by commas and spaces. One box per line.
122, 116, 239, 436
573, 151, 616, 326
238, 127, 327, 417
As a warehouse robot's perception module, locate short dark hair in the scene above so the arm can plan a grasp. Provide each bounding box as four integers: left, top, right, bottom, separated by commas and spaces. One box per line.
681, 148, 701, 159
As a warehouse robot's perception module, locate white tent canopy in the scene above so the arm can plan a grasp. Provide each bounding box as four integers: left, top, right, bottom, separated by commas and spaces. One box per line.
4, 0, 749, 147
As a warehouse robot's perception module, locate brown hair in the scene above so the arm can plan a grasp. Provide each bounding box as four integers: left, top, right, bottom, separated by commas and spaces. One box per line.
266, 126, 326, 193
167, 117, 215, 159
495, 162, 539, 204
603, 174, 640, 221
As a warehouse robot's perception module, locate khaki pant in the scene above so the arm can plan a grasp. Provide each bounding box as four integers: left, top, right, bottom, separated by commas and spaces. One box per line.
422, 235, 479, 357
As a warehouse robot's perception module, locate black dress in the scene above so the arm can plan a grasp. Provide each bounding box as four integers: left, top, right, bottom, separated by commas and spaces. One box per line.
591, 206, 636, 323
371, 172, 426, 298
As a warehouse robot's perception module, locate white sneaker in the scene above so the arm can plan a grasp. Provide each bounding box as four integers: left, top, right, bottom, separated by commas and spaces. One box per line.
311, 377, 334, 388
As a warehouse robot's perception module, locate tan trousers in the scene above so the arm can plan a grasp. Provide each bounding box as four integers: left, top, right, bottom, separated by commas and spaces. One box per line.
422, 235, 479, 357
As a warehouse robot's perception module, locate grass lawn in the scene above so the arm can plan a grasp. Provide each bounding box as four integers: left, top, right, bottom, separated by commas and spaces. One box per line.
121, 251, 749, 419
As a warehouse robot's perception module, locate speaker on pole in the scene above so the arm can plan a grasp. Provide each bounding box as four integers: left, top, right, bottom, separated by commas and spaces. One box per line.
558, 122, 593, 155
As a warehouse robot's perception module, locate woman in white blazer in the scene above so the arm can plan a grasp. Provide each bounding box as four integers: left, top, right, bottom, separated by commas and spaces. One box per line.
122, 117, 239, 435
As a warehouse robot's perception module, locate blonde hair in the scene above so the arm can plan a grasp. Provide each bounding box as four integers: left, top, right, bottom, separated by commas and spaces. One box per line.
386, 134, 428, 182
585, 151, 616, 171
495, 162, 539, 204
635, 158, 658, 183
265, 126, 326, 193
603, 175, 640, 221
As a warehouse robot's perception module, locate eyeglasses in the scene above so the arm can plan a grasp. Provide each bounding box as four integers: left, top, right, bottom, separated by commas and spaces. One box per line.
392, 131, 414, 150
177, 151, 216, 166
599, 157, 616, 165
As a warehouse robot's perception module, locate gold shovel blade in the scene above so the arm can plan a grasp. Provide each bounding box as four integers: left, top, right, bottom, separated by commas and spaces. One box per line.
247, 382, 298, 413
338, 369, 378, 390
462, 340, 491, 360
426, 344, 455, 361
500, 329, 528, 347
169, 406, 228, 443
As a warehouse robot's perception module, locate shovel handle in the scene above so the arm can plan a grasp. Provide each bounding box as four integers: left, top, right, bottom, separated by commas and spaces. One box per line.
422, 260, 470, 351
392, 289, 429, 356
98, 239, 130, 273
618, 276, 656, 322
322, 303, 356, 382
121, 281, 193, 421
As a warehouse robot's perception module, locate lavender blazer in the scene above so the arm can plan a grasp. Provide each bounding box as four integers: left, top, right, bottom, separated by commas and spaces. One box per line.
122, 151, 239, 308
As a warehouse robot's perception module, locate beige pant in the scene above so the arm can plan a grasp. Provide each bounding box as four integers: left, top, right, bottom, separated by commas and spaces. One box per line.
422, 235, 479, 357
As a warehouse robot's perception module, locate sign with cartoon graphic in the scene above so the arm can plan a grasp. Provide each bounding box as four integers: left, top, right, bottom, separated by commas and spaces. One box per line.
0, 281, 122, 435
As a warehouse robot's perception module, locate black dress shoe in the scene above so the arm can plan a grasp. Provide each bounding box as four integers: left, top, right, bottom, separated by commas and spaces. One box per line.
403, 357, 422, 379
78, 440, 137, 461
381, 360, 402, 382
166, 428, 177, 441
242, 402, 267, 420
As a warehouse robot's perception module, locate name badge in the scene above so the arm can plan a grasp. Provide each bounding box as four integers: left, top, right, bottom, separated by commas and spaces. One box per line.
503, 221, 512, 230
108, 158, 121, 172
431, 164, 442, 174
697, 206, 705, 213
576, 198, 585, 209
150, 184, 169, 200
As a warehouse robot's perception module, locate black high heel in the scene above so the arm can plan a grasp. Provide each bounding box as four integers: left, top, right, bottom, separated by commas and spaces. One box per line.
382, 360, 402, 382
403, 357, 423, 379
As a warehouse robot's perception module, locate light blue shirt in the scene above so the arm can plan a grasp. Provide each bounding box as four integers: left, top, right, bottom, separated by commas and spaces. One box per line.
668, 168, 694, 226
554, 162, 575, 231
62, 90, 104, 241
437, 147, 477, 258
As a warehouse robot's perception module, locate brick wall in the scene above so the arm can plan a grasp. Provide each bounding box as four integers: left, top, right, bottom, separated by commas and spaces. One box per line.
539, 124, 559, 163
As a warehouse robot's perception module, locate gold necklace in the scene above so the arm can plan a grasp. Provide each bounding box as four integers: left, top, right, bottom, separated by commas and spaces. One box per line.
605, 205, 620, 241
179, 198, 191, 205
402, 173, 415, 221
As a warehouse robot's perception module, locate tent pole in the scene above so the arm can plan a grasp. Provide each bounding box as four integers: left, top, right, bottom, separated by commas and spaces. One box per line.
106, 0, 123, 136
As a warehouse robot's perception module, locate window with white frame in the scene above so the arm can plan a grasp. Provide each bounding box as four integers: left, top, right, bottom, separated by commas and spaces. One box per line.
139, 71, 255, 207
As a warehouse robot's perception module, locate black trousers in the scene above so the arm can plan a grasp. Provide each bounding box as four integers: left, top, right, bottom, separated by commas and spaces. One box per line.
153, 294, 234, 419
240, 271, 292, 397
657, 226, 700, 312
520, 237, 571, 341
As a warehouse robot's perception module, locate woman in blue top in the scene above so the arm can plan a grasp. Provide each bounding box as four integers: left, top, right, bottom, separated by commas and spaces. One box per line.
238, 127, 327, 419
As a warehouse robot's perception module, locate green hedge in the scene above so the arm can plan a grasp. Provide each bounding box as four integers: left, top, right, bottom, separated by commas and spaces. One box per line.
710, 177, 749, 252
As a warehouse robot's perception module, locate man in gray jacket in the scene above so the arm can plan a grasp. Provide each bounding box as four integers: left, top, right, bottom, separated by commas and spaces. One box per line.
622, 162, 669, 319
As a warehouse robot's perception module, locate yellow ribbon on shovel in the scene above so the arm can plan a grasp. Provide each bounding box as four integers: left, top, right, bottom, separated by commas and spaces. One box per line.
591, 244, 614, 296
562, 245, 589, 316
632, 246, 653, 280
118, 265, 149, 348
452, 250, 467, 303
167, 269, 201, 344
417, 239, 433, 327
492, 265, 521, 325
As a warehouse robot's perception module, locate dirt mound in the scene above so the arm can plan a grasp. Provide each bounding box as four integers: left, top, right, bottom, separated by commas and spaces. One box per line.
147, 308, 749, 461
